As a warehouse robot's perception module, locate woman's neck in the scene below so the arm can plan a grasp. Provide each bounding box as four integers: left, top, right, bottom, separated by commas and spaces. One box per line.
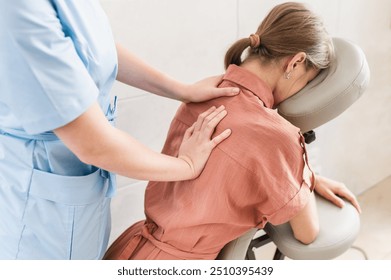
240, 59, 282, 93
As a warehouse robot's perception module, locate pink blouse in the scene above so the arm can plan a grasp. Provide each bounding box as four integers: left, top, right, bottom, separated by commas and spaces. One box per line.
104, 65, 315, 260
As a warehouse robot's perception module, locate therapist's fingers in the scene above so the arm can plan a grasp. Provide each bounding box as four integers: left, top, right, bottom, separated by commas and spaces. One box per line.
210, 128, 232, 148
182, 123, 195, 141
193, 105, 227, 136
204, 74, 240, 98
193, 106, 217, 132
193, 106, 230, 148
200, 106, 230, 145
177, 105, 230, 179
185, 75, 240, 103
199, 105, 227, 134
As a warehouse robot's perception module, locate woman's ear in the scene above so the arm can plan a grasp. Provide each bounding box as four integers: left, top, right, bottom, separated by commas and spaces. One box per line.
292, 52, 307, 69
285, 52, 307, 73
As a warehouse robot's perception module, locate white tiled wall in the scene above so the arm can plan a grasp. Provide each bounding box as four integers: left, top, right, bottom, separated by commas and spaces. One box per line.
100, 0, 391, 244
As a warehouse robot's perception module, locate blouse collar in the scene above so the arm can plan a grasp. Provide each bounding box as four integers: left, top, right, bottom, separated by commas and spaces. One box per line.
222, 64, 274, 109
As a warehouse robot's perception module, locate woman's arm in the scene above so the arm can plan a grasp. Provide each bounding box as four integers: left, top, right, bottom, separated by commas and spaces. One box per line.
289, 192, 320, 244
54, 102, 231, 181
116, 44, 239, 102
289, 175, 361, 244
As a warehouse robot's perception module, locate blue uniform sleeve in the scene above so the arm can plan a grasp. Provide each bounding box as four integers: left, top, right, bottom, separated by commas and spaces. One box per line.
0, 0, 99, 135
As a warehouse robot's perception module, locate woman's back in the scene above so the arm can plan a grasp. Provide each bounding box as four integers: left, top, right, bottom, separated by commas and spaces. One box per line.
105, 65, 314, 260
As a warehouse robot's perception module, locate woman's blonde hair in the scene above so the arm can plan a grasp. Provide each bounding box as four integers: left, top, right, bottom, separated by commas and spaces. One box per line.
224, 2, 334, 70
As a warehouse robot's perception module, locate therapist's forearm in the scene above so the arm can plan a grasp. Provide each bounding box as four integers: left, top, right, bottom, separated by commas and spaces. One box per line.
85, 129, 194, 181
116, 43, 187, 102
54, 103, 194, 181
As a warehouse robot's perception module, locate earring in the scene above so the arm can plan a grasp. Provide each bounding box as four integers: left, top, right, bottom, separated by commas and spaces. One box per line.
284, 71, 292, 80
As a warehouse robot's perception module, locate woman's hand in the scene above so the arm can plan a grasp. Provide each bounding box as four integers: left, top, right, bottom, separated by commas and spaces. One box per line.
177, 105, 231, 179
181, 75, 240, 103
314, 175, 362, 213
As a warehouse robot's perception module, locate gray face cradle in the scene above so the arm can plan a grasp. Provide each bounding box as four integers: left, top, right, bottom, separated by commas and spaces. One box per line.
277, 37, 370, 143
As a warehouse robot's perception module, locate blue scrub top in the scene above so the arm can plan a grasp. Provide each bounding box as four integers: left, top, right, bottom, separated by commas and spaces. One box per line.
0, 0, 118, 259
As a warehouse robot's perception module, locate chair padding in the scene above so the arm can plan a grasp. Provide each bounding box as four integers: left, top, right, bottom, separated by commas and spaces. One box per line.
278, 37, 370, 132
216, 228, 257, 260
263, 195, 360, 260
217, 195, 360, 260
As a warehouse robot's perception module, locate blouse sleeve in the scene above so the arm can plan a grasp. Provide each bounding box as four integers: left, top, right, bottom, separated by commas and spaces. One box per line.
257, 133, 315, 226
0, 0, 99, 134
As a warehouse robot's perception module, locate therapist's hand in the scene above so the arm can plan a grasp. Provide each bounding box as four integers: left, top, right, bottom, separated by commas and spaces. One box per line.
178, 105, 231, 179
314, 175, 362, 214
116, 44, 239, 102
181, 75, 240, 103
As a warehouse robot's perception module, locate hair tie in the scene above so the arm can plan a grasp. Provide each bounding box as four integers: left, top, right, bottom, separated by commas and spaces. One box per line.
249, 34, 261, 48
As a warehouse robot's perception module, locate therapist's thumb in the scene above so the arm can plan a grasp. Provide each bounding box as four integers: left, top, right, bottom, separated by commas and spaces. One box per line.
213, 86, 240, 97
